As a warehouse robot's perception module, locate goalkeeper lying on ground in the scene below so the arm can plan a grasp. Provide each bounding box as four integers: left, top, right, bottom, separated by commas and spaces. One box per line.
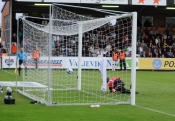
107, 77, 138, 94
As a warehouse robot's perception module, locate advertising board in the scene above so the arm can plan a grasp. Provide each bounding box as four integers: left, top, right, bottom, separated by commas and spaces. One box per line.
2, 56, 138, 69
81, 0, 128, 4
139, 58, 175, 70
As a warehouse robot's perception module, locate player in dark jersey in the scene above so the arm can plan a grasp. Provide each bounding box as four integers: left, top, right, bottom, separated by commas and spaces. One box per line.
107, 77, 138, 94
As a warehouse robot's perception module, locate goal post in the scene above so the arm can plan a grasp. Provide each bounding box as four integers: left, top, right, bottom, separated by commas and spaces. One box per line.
48, 4, 53, 104
78, 23, 83, 91
131, 12, 137, 106
17, 4, 137, 106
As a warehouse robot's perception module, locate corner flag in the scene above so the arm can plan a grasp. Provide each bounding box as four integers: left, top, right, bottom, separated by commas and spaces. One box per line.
99, 57, 107, 92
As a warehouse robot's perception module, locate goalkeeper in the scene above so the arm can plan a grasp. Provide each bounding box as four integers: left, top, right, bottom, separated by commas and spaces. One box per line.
107, 77, 131, 94
16, 47, 28, 76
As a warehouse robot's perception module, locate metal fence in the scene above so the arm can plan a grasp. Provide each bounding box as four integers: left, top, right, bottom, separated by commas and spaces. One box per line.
4, 15, 11, 51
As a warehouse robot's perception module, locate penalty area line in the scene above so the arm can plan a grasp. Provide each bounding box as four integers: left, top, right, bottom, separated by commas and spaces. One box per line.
136, 105, 175, 117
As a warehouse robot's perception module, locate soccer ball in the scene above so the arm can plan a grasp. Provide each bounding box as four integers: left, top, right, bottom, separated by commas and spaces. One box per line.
67, 68, 73, 74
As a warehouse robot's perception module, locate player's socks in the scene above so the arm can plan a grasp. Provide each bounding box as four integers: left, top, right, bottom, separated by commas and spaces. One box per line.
18, 67, 21, 76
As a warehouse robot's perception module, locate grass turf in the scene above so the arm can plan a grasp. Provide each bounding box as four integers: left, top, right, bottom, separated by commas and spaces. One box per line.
0, 69, 175, 121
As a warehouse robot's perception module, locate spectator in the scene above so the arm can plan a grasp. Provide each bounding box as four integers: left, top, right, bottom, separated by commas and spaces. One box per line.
158, 48, 163, 57
149, 28, 153, 35
92, 34, 98, 42
163, 40, 168, 48
140, 40, 145, 47
137, 31, 142, 40
172, 46, 175, 57
163, 32, 167, 40
102, 48, 108, 57
137, 39, 141, 46
99, 39, 105, 49
96, 48, 102, 57
52, 38, 56, 48
11, 43, 17, 56
94, 41, 99, 54
161, 54, 165, 58
12, 33, 17, 44
140, 51, 146, 57
156, 40, 162, 48
106, 42, 111, 51
123, 34, 129, 42
148, 40, 153, 48
155, 36, 160, 45
89, 51, 93, 57
89, 44, 95, 55
138, 44, 143, 56
167, 49, 173, 58
82, 47, 86, 57
64, 46, 69, 56
0, 46, 6, 53
172, 42, 175, 47
151, 35, 155, 44
152, 48, 158, 57
146, 48, 152, 57
85, 48, 90, 57
142, 32, 147, 39
127, 45, 132, 57
107, 48, 113, 57
155, 52, 159, 58
163, 48, 168, 58
154, 28, 160, 36
143, 44, 149, 52
167, 35, 173, 46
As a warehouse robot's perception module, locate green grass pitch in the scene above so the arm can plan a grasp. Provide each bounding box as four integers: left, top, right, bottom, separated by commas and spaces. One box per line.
21, 69, 132, 104
0, 69, 175, 121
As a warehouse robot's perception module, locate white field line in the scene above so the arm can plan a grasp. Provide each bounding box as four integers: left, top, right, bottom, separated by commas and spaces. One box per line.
136, 105, 175, 117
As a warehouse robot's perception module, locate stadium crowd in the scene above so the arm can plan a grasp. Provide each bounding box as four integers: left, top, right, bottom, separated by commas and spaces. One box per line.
51, 26, 175, 58
1, 18, 175, 58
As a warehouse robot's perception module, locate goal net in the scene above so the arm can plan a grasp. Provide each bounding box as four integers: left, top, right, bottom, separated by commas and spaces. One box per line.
18, 4, 137, 106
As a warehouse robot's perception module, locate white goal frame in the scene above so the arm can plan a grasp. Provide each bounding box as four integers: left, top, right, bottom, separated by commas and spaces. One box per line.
17, 4, 137, 106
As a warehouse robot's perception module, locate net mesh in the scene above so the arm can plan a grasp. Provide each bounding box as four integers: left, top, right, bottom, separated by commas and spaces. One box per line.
20, 4, 135, 105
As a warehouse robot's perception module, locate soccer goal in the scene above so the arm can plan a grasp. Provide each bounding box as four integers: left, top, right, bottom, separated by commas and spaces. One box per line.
17, 3, 137, 106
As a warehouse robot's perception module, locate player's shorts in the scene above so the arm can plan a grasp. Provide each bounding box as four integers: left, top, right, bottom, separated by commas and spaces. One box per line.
112, 60, 119, 66
19, 60, 26, 65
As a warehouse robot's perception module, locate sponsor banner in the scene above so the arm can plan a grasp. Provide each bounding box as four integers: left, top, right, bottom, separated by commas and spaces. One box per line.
44, 0, 80, 3
132, 0, 166, 6
2, 56, 17, 68
139, 58, 175, 70
81, 0, 128, 4
15, 0, 80, 2
2, 56, 138, 69
16, 0, 128, 4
